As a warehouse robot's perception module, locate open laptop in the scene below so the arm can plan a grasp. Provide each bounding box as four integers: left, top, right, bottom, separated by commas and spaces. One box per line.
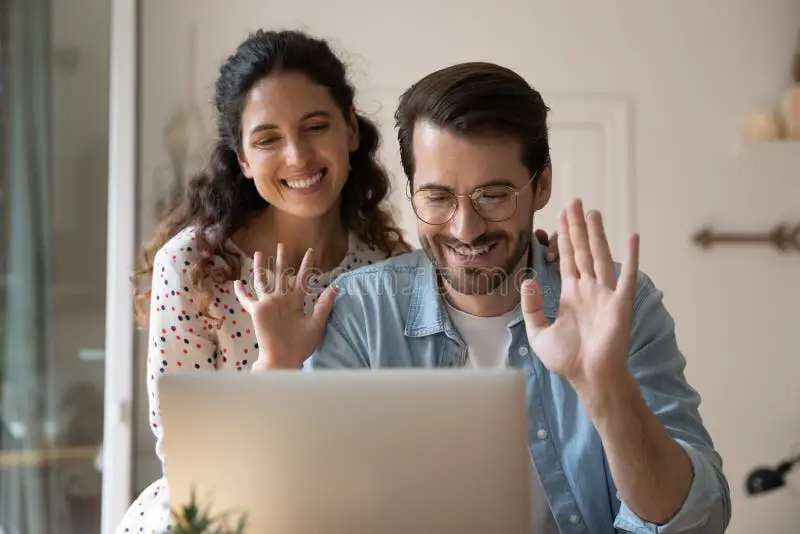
159, 369, 532, 534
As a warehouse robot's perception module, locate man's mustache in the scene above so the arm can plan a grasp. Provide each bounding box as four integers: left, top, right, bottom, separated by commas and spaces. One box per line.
434, 233, 507, 248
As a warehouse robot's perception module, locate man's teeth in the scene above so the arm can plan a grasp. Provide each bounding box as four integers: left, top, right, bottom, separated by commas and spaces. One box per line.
285, 172, 323, 189
453, 244, 492, 256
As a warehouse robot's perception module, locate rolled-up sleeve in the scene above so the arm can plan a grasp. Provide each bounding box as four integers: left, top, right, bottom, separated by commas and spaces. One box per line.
612, 273, 731, 534
615, 439, 730, 533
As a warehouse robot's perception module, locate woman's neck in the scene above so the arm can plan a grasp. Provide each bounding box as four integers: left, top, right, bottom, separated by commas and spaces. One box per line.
233, 207, 349, 273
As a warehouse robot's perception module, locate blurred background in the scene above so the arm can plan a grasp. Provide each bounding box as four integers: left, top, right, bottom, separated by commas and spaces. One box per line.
1, 1, 799, 533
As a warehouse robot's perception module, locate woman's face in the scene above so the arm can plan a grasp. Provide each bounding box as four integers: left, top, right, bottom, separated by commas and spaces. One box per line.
237, 71, 359, 219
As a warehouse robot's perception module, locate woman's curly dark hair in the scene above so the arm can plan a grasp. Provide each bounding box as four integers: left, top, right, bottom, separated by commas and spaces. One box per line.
132, 29, 411, 326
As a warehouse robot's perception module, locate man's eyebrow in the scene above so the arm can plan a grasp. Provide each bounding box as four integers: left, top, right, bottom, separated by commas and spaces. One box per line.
416, 183, 455, 192
415, 179, 518, 191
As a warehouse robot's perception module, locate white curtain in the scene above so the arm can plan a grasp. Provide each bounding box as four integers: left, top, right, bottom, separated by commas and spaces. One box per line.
0, 0, 55, 531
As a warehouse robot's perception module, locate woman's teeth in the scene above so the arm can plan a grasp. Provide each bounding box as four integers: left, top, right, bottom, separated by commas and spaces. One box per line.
284, 171, 323, 190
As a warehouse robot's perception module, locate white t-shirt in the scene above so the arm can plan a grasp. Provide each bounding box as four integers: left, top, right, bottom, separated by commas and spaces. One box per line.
445, 302, 560, 534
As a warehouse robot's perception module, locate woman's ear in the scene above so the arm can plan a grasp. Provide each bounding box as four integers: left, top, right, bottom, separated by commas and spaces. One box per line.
237, 143, 253, 179
238, 153, 253, 179
347, 106, 360, 153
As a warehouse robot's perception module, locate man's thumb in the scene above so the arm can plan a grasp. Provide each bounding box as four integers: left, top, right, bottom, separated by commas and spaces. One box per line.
521, 279, 548, 336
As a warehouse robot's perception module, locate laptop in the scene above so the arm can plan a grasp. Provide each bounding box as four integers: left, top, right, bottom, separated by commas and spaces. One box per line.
159, 369, 532, 534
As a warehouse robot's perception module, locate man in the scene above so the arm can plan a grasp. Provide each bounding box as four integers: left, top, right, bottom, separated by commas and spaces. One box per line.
238, 62, 731, 533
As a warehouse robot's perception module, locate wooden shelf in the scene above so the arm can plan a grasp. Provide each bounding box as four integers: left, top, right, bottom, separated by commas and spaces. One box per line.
0, 445, 99, 469
743, 138, 800, 145
732, 136, 800, 157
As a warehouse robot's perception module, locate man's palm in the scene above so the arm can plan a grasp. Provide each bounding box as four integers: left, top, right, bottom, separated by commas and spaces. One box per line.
522, 199, 639, 387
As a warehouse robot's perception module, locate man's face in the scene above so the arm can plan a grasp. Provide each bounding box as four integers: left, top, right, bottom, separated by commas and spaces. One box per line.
410, 120, 551, 296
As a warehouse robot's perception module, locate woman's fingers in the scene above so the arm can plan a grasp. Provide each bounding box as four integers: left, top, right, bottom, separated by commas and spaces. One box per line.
233, 280, 255, 313
274, 243, 290, 294
296, 248, 315, 295
252, 251, 270, 298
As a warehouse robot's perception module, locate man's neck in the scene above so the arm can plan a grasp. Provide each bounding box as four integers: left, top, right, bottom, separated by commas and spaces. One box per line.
233, 204, 348, 273
443, 248, 530, 318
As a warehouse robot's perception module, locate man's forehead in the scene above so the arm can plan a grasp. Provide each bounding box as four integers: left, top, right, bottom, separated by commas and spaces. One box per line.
411, 121, 528, 189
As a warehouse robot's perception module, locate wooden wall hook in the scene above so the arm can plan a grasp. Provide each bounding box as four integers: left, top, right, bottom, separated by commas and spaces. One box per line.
692, 222, 800, 253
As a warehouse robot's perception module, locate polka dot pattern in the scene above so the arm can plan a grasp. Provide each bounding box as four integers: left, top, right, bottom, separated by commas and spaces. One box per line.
114, 227, 388, 534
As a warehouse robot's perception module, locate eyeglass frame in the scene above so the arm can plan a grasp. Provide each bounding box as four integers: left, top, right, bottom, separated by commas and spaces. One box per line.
406, 169, 542, 225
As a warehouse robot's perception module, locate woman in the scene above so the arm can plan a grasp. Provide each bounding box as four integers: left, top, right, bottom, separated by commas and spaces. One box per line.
117, 29, 557, 533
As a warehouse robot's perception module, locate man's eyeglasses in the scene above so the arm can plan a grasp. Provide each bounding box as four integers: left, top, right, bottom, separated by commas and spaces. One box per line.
408, 172, 539, 226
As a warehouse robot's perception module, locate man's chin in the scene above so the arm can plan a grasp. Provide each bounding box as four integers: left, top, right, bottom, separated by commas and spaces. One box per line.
420, 230, 532, 297
438, 263, 511, 296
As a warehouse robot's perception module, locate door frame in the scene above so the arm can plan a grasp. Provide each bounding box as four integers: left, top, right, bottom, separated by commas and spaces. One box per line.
101, 0, 138, 531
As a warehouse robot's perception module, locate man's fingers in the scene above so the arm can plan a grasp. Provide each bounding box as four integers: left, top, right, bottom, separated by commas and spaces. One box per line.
521, 279, 549, 341
618, 233, 640, 303
566, 198, 595, 279
586, 210, 615, 288
557, 209, 578, 279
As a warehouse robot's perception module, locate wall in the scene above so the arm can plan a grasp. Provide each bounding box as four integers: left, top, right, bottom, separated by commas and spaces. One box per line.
136, 2, 800, 532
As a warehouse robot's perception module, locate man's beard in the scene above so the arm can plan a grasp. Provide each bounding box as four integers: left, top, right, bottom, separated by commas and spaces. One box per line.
420, 230, 531, 296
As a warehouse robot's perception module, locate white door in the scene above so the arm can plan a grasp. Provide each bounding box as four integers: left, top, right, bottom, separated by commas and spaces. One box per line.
539, 95, 635, 259
357, 90, 635, 255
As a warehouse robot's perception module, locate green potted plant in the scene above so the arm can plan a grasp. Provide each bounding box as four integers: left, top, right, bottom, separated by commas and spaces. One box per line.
170, 488, 248, 534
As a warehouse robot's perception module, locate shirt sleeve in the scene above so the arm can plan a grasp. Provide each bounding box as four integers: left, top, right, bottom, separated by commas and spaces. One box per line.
146, 245, 219, 467
612, 274, 731, 534
307, 276, 371, 370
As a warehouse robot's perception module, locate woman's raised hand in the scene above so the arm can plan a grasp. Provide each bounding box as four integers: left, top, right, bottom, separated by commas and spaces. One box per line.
234, 244, 337, 370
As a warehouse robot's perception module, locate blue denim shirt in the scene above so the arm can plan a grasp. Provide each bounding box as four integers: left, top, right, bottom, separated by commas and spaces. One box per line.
308, 241, 731, 534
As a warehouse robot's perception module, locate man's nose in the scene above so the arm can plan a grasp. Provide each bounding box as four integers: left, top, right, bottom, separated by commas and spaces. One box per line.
449, 199, 487, 244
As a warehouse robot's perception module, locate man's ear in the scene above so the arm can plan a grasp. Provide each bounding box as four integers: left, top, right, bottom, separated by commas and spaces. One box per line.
347, 106, 360, 153
533, 160, 552, 211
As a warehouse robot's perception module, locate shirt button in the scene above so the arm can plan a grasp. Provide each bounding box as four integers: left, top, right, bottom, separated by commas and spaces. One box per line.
536, 428, 548, 440
518, 346, 529, 356
569, 514, 581, 525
